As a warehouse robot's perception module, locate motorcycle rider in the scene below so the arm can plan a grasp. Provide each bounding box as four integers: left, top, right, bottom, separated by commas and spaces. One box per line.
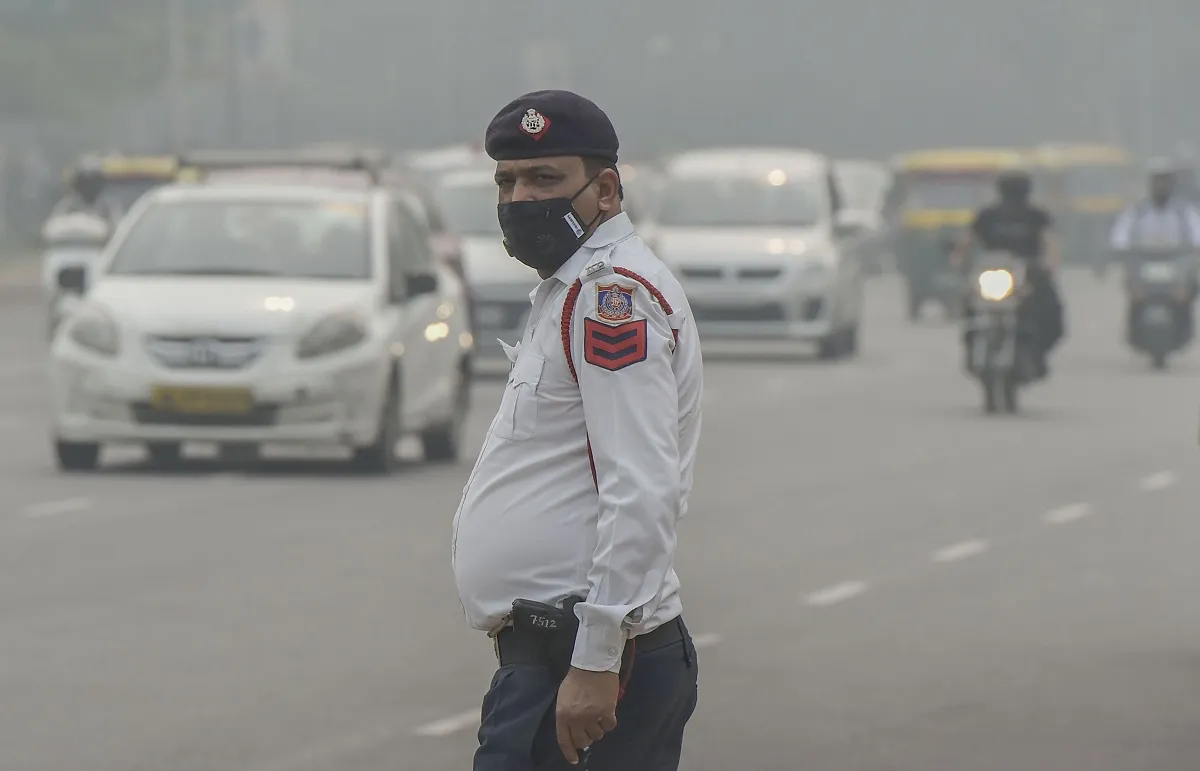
1109, 158, 1200, 344
950, 168, 1063, 378
50, 157, 121, 224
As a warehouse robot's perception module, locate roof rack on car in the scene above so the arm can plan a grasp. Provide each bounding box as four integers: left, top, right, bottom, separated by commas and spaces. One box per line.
177, 147, 392, 184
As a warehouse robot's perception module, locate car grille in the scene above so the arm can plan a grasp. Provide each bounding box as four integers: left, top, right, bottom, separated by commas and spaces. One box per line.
131, 403, 278, 427
472, 301, 528, 330
691, 303, 788, 323
145, 336, 264, 370
679, 266, 785, 281
736, 267, 783, 280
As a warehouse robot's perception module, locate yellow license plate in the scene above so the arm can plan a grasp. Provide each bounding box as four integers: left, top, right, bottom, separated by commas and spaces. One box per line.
149, 386, 254, 415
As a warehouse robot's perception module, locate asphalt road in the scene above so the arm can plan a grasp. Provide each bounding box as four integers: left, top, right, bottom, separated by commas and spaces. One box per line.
2, 269, 1198, 771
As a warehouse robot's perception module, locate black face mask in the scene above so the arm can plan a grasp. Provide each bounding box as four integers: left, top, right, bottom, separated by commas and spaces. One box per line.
497, 175, 602, 274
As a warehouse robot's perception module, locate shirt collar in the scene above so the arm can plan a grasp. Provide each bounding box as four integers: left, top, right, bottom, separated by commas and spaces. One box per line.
547, 212, 635, 287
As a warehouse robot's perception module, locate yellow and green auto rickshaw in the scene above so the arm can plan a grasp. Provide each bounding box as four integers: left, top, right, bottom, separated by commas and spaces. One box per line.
1027, 143, 1134, 276
61, 153, 181, 215
884, 148, 1027, 321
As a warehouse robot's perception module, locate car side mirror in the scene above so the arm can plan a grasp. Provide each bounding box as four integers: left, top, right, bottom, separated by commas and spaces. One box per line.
57, 265, 87, 293
405, 272, 438, 297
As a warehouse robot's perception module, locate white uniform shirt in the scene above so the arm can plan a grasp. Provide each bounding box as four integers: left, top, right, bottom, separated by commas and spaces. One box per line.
452, 212, 703, 673
1110, 198, 1200, 250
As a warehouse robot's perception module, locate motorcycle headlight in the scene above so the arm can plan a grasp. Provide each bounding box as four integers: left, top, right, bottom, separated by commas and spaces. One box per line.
66, 304, 119, 356
296, 310, 368, 359
978, 270, 1014, 301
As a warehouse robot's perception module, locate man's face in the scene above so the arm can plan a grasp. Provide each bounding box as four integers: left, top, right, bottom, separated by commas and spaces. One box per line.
493, 156, 618, 227
1150, 174, 1175, 203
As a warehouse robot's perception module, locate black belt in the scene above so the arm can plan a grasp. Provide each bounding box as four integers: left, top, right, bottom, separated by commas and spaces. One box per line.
495, 615, 687, 668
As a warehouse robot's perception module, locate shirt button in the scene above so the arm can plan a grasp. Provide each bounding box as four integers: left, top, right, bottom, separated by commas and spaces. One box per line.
608, 647, 619, 656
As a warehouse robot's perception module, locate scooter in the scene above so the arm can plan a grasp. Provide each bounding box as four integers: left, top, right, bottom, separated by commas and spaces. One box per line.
965, 252, 1038, 413
1122, 248, 1195, 369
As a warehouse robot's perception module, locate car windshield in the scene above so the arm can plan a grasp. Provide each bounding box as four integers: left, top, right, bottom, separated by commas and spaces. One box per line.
434, 180, 499, 237
108, 198, 371, 279
901, 173, 996, 210
835, 164, 889, 211
656, 175, 823, 228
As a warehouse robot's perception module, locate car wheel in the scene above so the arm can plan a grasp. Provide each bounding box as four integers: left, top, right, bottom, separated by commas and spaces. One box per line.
421, 358, 471, 463
842, 323, 860, 358
817, 330, 844, 360
146, 442, 183, 467
55, 440, 100, 472
351, 377, 401, 474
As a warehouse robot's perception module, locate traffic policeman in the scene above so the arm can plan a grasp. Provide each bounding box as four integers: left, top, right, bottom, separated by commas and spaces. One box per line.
451, 90, 703, 771
1110, 158, 1200, 342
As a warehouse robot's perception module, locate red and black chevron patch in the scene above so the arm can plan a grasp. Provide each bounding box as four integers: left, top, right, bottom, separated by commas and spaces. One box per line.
583, 317, 648, 371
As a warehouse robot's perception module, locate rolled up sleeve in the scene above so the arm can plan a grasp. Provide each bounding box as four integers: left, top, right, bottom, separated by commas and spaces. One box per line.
568, 274, 680, 672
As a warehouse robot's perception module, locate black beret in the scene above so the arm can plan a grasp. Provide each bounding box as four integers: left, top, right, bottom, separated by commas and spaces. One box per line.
484, 90, 619, 164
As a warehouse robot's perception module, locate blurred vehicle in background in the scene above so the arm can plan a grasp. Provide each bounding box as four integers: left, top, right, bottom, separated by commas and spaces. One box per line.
884, 147, 1026, 321
1028, 143, 1134, 277
965, 251, 1038, 413
833, 158, 892, 275
49, 150, 472, 474
41, 211, 110, 336
653, 147, 865, 360
432, 166, 537, 367
617, 162, 663, 225
1120, 247, 1196, 369
401, 143, 489, 186
52, 153, 180, 223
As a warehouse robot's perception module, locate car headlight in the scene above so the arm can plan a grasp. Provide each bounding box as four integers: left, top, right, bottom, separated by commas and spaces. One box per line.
978, 269, 1014, 301
296, 310, 368, 359
66, 304, 120, 356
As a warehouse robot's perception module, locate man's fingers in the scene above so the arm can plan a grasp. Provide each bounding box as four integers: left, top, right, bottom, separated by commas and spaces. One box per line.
556, 718, 579, 765
598, 713, 617, 732
569, 724, 596, 752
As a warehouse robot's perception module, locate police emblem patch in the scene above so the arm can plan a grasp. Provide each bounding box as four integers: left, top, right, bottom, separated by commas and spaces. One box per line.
595, 282, 635, 324
519, 109, 550, 140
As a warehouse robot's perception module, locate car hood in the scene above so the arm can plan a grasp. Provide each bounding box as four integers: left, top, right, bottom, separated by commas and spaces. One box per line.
461, 237, 540, 285
88, 277, 377, 337
654, 226, 832, 265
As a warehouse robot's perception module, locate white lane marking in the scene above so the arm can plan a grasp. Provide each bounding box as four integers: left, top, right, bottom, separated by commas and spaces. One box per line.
932, 539, 989, 563
1139, 471, 1176, 491
413, 710, 479, 738
412, 630, 722, 739
805, 581, 868, 607
22, 497, 92, 518
1044, 502, 1094, 525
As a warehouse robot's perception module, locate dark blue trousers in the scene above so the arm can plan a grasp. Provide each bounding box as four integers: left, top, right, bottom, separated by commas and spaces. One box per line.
474, 618, 699, 771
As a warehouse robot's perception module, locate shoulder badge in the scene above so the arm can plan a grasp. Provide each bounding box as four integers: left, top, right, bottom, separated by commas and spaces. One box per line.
584, 260, 605, 277
595, 282, 635, 324
519, 109, 550, 140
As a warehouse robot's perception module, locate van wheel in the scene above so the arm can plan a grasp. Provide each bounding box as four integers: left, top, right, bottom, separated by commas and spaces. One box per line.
55, 440, 99, 472
352, 378, 401, 474
422, 359, 470, 463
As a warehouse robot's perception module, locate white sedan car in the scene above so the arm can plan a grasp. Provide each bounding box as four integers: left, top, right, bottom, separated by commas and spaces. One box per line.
49, 180, 473, 473
650, 148, 866, 359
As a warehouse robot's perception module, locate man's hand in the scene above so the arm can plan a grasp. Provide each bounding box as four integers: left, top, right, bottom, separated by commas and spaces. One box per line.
555, 667, 620, 764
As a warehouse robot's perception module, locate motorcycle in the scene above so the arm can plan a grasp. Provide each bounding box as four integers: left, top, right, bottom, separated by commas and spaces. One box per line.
965, 252, 1038, 413
40, 212, 110, 337
1121, 248, 1195, 369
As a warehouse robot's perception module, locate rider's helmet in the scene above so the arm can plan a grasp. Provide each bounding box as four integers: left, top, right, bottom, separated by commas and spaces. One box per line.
71, 156, 106, 204
995, 168, 1032, 204
1146, 156, 1177, 204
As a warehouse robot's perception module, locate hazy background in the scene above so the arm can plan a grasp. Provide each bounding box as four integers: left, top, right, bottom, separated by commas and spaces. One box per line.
1, 1, 1196, 202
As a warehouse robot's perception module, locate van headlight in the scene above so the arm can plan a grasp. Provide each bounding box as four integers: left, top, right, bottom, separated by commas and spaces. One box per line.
296, 310, 368, 359
978, 270, 1014, 301
67, 305, 120, 356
